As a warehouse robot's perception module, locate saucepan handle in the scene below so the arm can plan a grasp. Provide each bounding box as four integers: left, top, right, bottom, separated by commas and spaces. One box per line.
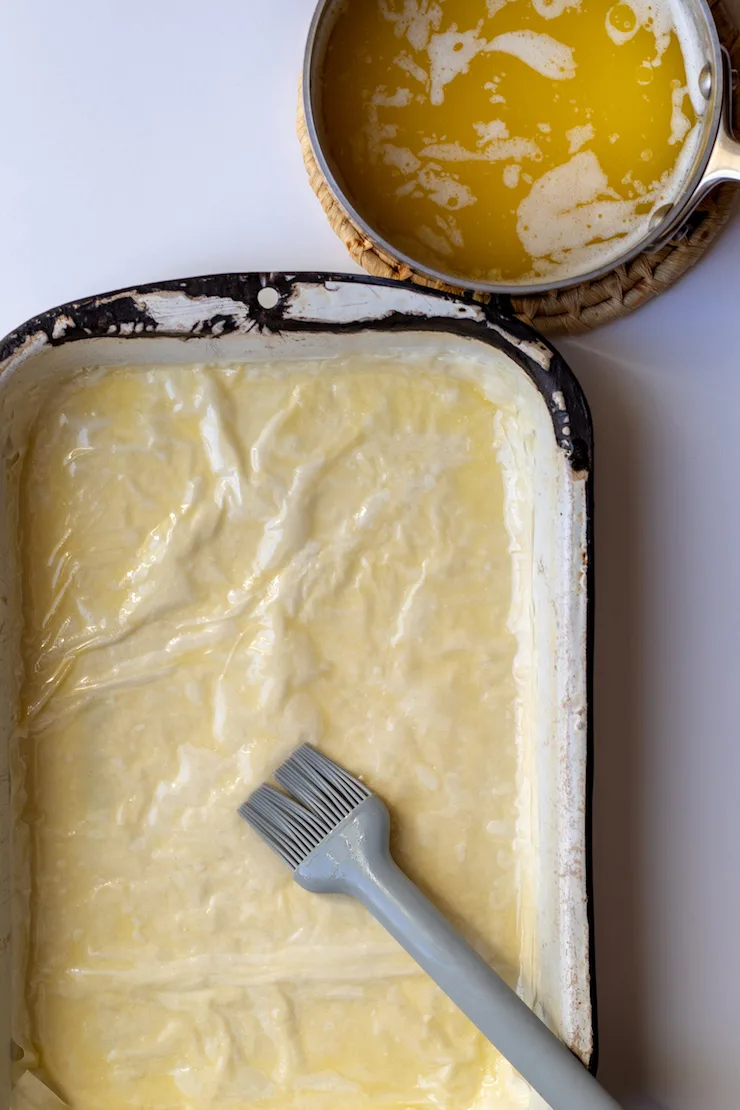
697, 48, 740, 193
650, 48, 740, 250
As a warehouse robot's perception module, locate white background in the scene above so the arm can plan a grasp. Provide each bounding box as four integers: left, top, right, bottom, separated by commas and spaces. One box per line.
1, 3, 738, 1109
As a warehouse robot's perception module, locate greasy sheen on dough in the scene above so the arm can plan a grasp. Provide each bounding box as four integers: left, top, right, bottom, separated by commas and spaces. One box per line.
14, 357, 535, 1110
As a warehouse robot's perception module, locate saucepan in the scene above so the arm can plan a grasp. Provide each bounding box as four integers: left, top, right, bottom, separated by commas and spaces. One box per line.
302, 0, 740, 294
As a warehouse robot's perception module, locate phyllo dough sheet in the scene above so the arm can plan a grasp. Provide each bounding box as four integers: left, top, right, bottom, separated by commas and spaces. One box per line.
13, 355, 539, 1110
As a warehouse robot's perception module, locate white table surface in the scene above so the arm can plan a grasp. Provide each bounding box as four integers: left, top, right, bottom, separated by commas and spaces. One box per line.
1, 3, 738, 1109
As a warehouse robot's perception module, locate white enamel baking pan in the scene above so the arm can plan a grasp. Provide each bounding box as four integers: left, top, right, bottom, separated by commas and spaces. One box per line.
0, 273, 595, 1107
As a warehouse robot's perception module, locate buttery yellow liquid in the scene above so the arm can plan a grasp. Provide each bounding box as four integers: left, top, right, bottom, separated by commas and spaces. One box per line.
321, 0, 699, 283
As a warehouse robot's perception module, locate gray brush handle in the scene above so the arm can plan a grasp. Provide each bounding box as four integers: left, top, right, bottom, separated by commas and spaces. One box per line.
296, 797, 620, 1110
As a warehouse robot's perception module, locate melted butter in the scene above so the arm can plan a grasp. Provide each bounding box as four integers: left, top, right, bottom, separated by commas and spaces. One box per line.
15, 358, 536, 1110
321, 0, 702, 283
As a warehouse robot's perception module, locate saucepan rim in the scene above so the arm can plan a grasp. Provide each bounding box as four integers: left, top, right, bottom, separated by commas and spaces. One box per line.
303, 0, 728, 295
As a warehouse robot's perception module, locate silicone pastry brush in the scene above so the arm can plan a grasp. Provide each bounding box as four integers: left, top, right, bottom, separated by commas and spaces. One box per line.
238, 743, 620, 1110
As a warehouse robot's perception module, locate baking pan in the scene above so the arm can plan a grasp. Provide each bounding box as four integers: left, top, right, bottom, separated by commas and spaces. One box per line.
0, 273, 594, 1107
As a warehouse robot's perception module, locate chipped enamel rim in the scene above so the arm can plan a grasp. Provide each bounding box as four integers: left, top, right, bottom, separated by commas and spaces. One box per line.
0, 274, 596, 1103
0, 274, 591, 469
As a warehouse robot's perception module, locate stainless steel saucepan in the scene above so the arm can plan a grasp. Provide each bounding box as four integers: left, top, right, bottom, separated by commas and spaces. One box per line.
303, 0, 740, 295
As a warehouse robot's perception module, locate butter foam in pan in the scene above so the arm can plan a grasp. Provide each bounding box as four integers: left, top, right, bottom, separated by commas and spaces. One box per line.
321, 0, 705, 284
13, 354, 544, 1109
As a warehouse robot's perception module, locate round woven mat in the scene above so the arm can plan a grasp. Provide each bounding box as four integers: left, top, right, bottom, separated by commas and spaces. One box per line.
298, 0, 739, 337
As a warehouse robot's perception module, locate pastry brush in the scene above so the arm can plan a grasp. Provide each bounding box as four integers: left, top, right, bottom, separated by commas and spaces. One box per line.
238, 743, 620, 1110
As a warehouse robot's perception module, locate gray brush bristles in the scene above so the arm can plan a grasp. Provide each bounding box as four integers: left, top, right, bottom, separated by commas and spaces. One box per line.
238, 744, 371, 869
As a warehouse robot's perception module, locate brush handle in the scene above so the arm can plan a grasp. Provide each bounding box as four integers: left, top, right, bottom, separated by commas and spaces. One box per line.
356, 853, 620, 1110
296, 797, 620, 1110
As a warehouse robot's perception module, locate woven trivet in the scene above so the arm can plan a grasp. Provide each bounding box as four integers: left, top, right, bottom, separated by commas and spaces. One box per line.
298, 0, 739, 337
